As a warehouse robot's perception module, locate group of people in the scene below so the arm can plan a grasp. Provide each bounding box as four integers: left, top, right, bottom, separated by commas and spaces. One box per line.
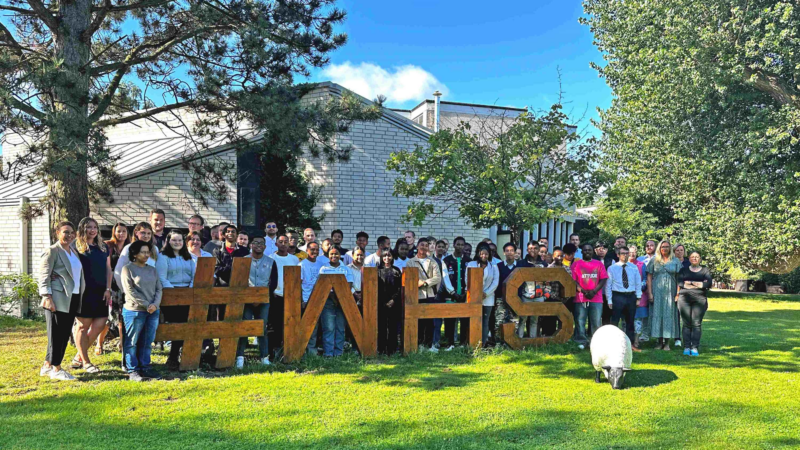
37, 210, 713, 382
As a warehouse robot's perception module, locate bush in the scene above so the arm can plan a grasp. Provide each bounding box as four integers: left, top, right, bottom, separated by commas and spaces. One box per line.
761, 268, 800, 295
0, 273, 39, 317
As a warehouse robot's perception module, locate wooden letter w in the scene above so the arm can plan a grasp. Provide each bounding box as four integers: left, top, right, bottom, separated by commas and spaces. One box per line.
282, 266, 377, 362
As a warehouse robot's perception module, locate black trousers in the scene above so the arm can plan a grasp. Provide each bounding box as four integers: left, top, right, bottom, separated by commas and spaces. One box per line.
268, 295, 285, 359
601, 299, 613, 325
611, 291, 638, 344
417, 297, 436, 347
163, 305, 189, 360
678, 291, 708, 349
378, 304, 400, 355
45, 294, 79, 366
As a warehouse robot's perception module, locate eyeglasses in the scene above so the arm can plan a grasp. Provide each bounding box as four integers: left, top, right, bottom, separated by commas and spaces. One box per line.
188, 222, 203, 226
266, 225, 277, 229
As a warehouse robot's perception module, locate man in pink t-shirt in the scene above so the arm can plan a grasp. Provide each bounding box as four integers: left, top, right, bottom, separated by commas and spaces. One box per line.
570, 244, 609, 348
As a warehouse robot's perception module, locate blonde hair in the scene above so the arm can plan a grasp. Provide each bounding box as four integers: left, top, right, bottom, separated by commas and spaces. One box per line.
75, 217, 107, 254
654, 239, 674, 264
131, 222, 158, 261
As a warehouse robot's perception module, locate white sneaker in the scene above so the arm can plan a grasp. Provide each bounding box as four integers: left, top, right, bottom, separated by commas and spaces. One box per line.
39, 365, 52, 376
444, 345, 455, 352
429, 346, 439, 353
235, 356, 245, 369
578, 344, 585, 350
260, 357, 271, 366
49, 368, 76, 381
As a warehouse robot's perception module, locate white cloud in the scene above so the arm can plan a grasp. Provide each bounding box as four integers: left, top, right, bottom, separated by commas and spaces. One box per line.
321, 62, 448, 104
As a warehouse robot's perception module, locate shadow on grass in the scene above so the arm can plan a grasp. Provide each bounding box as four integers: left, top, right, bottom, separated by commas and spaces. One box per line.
0, 391, 789, 449
624, 369, 678, 388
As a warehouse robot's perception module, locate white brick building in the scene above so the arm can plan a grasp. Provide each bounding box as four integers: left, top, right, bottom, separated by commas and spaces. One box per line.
0, 82, 577, 315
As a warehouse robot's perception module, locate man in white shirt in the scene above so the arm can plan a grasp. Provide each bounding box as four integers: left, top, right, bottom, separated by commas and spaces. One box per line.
364, 236, 391, 267
570, 233, 583, 260
298, 228, 316, 252
299, 242, 325, 356
343, 231, 370, 265
604, 246, 643, 351
264, 221, 279, 255
267, 235, 300, 359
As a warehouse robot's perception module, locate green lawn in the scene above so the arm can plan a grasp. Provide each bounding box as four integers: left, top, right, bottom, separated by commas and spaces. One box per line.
1, 293, 799, 449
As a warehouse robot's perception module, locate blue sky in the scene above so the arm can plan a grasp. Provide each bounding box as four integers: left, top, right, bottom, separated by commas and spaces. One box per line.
309, 0, 611, 135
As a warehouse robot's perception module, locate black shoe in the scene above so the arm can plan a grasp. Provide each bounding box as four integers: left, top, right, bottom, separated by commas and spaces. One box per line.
166, 358, 180, 371
129, 371, 145, 382
142, 368, 162, 380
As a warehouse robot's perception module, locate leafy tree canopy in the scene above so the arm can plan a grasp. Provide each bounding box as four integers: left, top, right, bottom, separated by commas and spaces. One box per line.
582, 0, 800, 273
0, 0, 380, 232
386, 104, 597, 245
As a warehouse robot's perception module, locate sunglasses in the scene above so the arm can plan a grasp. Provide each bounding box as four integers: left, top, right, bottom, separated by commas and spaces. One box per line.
266, 225, 277, 229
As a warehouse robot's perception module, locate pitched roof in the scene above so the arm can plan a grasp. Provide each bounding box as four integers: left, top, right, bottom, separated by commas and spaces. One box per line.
0, 82, 429, 201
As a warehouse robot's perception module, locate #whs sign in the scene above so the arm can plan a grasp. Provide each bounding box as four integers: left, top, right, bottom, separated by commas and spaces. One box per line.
158, 259, 576, 366
156, 257, 270, 370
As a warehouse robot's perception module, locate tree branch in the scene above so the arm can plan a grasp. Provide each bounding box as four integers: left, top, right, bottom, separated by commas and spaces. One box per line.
85, 0, 111, 38
25, 0, 57, 31
89, 24, 233, 76
93, 0, 173, 13
0, 5, 37, 15
7, 96, 45, 120
744, 66, 800, 108
93, 99, 230, 127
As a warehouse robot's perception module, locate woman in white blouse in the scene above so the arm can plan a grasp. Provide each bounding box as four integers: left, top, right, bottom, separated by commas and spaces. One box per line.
37, 221, 85, 381
466, 244, 499, 346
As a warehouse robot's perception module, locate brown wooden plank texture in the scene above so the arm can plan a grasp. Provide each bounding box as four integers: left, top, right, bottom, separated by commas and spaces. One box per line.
501, 267, 576, 349
283, 267, 378, 362
154, 257, 268, 371
403, 266, 483, 355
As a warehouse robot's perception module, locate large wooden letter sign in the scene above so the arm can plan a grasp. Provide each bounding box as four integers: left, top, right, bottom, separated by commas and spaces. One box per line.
402, 267, 483, 354
501, 268, 576, 349
282, 266, 377, 362
155, 257, 270, 370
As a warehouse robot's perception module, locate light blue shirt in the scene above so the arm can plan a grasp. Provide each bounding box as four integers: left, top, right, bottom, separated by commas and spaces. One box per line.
319, 264, 354, 281
300, 257, 326, 303
156, 255, 196, 288
264, 235, 279, 257
604, 261, 643, 303
247, 254, 275, 288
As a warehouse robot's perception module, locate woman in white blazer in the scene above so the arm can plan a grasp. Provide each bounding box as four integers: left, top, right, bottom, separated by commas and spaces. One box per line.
466, 244, 499, 346
38, 221, 85, 381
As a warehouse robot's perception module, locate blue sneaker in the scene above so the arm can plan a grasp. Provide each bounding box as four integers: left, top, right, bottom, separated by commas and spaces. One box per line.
690, 348, 699, 357
683, 348, 691, 356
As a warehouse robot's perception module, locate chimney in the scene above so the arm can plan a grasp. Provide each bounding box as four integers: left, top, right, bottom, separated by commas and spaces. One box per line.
433, 90, 442, 132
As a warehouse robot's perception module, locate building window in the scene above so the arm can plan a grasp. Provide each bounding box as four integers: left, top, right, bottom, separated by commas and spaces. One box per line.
239, 187, 257, 227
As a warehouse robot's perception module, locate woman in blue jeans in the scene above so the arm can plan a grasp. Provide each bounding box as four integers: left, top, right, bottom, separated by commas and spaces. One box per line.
120, 240, 163, 381
319, 247, 353, 357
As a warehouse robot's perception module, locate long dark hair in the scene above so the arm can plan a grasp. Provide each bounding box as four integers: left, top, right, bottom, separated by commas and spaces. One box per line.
475, 243, 491, 266
378, 249, 395, 269
161, 230, 192, 261
105, 222, 130, 254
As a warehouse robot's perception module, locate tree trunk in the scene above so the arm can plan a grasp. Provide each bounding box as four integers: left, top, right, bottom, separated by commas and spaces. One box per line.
48, 0, 93, 236
509, 225, 522, 246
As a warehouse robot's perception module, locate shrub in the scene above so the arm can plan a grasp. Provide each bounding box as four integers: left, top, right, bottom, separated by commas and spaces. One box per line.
0, 273, 39, 318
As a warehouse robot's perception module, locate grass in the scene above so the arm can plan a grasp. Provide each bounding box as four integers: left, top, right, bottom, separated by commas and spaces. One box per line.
1, 292, 799, 449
